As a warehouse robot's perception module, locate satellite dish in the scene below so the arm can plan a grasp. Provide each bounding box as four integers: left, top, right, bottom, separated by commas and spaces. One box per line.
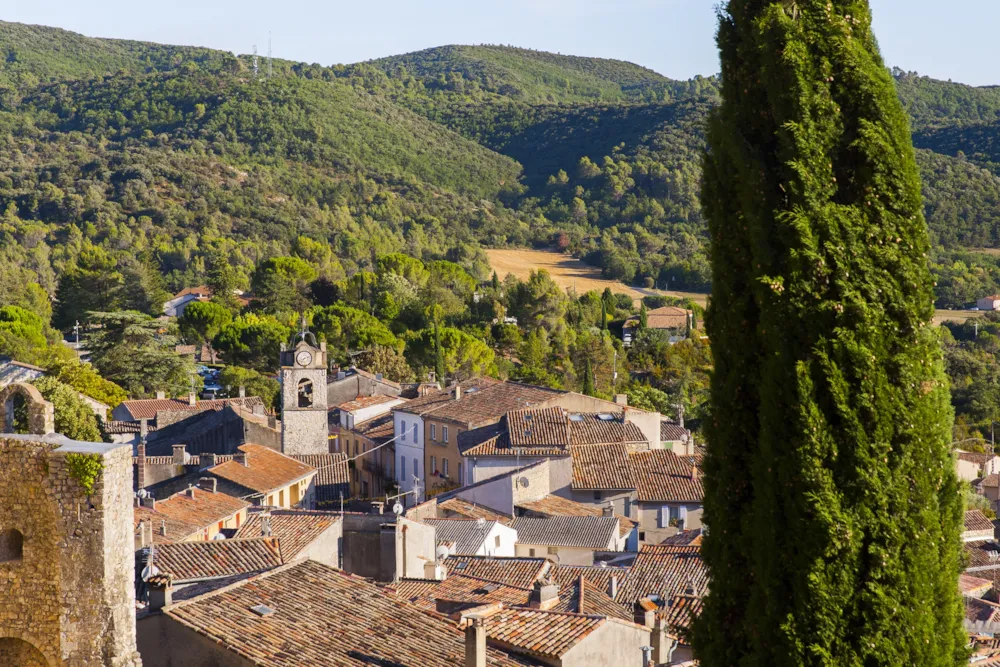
136, 489, 148, 499
476, 517, 487, 527
518, 477, 530, 488
212, 532, 227, 541
393, 501, 404, 516
681, 433, 689, 443
436, 545, 450, 561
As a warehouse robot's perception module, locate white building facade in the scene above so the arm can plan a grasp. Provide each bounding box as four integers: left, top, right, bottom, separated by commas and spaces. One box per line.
393, 409, 425, 506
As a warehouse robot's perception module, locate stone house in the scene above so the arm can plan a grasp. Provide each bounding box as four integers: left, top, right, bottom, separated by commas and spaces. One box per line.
622, 305, 691, 346
332, 411, 395, 498
112, 393, 264, 423
957, 450, 1000, 482
978, 295, 1000, 311
510, 515, 623, 566
162, 285, 211, 318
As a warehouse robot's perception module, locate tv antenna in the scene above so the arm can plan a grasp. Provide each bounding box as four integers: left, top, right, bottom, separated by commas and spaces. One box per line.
252, 44, 259, 80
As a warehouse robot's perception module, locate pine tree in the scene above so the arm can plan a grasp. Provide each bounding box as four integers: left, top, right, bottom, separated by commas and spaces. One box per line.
693, 2, 964, 665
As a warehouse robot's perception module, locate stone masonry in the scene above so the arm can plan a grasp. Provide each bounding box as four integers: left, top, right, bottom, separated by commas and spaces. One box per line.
0, 435, 141, 666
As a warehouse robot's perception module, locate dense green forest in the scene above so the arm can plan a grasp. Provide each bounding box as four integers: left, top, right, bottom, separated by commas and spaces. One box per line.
2, 21, 1000, 443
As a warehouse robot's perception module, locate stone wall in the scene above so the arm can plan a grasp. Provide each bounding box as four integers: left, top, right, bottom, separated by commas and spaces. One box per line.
0, 435, 141, 666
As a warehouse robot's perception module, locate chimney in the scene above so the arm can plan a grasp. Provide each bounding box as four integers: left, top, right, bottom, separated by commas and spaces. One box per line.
652, 614, 677, 664
188, 391, 197, 406
139, 418, 149, 443
641, 645, 654, 667
464, 616, 487, 667
267, 416, 277, 430
235, 451, 249, 467
197, 477, 217, 494
252, 404, 266, 417
528, 579, 560, 610
141, 496, 156, 510
159, 519, 167, 537
634, 599, 656, 628
602, 505, 615, 517
136, 444, 147, 489
260, 511, 272, 537
156, 390, 166, 400
609, 574, 618, 599
185, 486, 196, 499
172, 444, 188, 466
691, 463, 699, 481
200, 453, 217, 468
614, 394, 628, 406
148, 576, 173, 611
238, 385, 246, 398
454, 383, 462, 401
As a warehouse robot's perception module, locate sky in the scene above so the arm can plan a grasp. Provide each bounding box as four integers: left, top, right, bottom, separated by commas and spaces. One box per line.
4, 1, 999, 86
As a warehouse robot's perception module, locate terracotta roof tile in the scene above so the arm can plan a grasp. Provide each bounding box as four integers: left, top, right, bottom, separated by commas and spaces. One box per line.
164, 560, 529, 667
571, 443, 634, 490
569, 413, 646, 446
515, 494, 636, 538
134, 488, 249, 544
958, 451, 998, 466
625, 306, 689, 330
444, 556, 551, 588
550, 575, 632, 621
291, 454, 349, 506
474, 607, 609, 660
660, 421, 690, 442
209, 444, 316, 495
120, 396, 264, 421
438, 498, 512, 524
661, 593, 702, 636
966, 596, 1000, 624
966, 510, 996, 533
660, 531, 703, 547
616, 545, 707, 607
152, 537, 283, 582
111, 420, 158, 434
338, 394, 402, 412
396, 575, 533, 610
509, 516, 619, 550
965, 540, 1000, 572
235, 509, 340, 560
349, 412, 396, 445
961, 573, 994, 596
396, 379, 563, 427
134, 506, 201, 544
629, 450, 704, 502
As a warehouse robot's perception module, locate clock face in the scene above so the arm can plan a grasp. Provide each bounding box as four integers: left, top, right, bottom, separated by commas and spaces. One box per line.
296, 350, 313, 367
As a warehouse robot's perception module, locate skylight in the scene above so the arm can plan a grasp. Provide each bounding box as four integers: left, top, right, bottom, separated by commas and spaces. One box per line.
569, 414, 584, 422
250, 604, 275, 617
597, 414, 614, 421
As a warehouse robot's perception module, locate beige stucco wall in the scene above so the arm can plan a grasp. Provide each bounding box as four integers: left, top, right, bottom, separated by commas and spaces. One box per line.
560, 620, 651, 667
957, 458, 981, 482
636, 503, 703, 544
515, 543, 596, 566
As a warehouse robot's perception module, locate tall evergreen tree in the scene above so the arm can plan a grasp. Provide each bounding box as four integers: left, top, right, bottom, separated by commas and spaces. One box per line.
432, 305, 446, 385
582, 357, 596, 397
693, 2, 964, 665
638, 302, 648, 330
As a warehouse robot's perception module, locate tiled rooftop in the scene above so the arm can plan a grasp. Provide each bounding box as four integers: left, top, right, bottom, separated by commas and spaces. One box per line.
660, 420, 690, 442
349, 412, 396, 444
119, 396, 264, 421
966, 596, 1000, 624
964, 539, 1000, 572
134, 487, 249, 544
961, 573, 994, 596
151, 537, 283, 582
291, 453, 349, 506
164, 560, 529, 667
616, 545, 707, 607
958, 450, 997, 466
966, 509, 995, 533
395, 574, 533, 610
438, 498, 512, 524
472, 606, 610, 660
659, 531, 703, 547
569, 413, 646, 447
209, 444, 316, 495
661, 593, 703, 637
515, 494, 636, 538
571, 443, 634, 490
234, 509, 341, 560
338, 394, 402, 412
134, 505, 201, 544
396, 378, 563, 427
629, 450, 704, 502
509, 516, 619, 550
425, 518, 499, 555
625, 306, 689, 331
445, 556, 552, 588
551, 575, 632, 621
109, 420, 158, 435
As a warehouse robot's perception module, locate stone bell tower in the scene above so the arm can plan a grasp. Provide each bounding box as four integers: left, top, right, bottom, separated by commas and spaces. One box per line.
280, 316, 329, 456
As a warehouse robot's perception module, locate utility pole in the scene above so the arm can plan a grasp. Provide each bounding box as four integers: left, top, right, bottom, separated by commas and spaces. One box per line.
252, 44, 258, 80
73, 320, 80, 347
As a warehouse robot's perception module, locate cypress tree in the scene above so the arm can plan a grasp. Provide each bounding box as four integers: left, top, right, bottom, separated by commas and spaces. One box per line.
433, 308, 445, 385
582, 357, 596, 397
638, 302, 648, 330
600, 300, 608, 331
693, 2, 964, 665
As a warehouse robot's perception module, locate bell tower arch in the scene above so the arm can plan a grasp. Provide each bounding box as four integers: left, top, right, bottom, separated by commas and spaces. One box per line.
280, 317, 329, 456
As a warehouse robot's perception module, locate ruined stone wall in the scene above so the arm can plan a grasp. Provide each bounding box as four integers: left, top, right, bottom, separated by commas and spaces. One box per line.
0, 436, 141, 666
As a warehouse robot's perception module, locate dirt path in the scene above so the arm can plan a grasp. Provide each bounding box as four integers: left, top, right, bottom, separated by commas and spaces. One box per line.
485, 248, 709, 307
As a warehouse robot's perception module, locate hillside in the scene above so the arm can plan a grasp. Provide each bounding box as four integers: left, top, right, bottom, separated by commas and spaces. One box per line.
0, 21, 237, 86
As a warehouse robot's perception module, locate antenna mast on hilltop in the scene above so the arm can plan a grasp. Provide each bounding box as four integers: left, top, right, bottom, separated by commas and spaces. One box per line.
252, 44, 259, 80
268, 32, 273, 79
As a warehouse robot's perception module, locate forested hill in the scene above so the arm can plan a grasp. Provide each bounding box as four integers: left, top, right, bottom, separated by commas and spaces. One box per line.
2, 20, 1000, 310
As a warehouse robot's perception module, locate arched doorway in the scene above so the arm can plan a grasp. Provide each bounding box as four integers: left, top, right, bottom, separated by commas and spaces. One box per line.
0, 383, 54, 435
0, 637, 50, 666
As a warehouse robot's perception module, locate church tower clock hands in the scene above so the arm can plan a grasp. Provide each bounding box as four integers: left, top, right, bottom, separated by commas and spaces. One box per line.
279, 315, 329, 455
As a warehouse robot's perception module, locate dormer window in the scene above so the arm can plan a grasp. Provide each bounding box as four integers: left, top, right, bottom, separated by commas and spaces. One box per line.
297, 379, 314, 408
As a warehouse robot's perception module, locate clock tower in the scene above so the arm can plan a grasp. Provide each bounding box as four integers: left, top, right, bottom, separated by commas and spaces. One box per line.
279, 317, 329, 455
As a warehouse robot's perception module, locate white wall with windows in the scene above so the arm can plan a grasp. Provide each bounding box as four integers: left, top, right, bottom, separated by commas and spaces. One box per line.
393, 410, 425, 506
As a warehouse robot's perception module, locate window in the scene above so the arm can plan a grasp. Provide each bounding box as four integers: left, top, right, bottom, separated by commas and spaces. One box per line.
279, 489, 286, 507
0, 529, 23, 563
414, 459, 419, 479
430, 424, 437, 441
593, 491, 601, 501
431, 456, 437, 476
443, 426, 449, 443
547, 546, 559, 555
639, 531, 646, 542
401, 421, 407, 442
412, 423, 418, 442
529, 548, 536, 557
495, 535, 501, 548
401, 457, 407, 481
659, 507, 670, 529
442, 458, 449, 477
297, 379, 314, 408
458, 462, 464, 485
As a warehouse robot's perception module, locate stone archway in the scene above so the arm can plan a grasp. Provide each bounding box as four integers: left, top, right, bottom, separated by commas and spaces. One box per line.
0, 637, 51, 666
0, 383, 53, 435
